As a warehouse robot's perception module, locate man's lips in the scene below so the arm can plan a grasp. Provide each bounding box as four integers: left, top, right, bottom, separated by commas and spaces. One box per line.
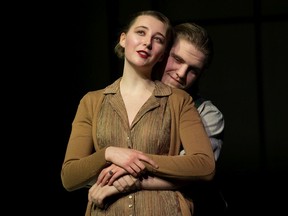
169, 74, 181, 84
168, 73, 185, 88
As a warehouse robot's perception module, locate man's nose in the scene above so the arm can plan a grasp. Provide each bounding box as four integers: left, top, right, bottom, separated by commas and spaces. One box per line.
176, 65, 188, 78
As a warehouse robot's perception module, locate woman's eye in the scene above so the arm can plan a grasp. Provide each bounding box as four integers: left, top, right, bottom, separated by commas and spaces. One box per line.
137, 30, 145, 35
153, 37, 164, 44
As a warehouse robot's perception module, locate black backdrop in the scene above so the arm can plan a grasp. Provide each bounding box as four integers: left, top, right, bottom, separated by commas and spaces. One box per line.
18, 0, 288, 215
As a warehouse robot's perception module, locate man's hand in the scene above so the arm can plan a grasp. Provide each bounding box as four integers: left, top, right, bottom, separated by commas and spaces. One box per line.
88, 183, 119, 209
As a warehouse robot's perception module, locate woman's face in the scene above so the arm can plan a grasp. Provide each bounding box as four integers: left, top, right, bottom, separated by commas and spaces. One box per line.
119, 15, 168, 70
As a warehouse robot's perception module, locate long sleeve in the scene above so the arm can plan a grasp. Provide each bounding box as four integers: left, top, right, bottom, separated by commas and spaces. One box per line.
145, 88, 215, 181
61, 91, 108, 191
197, 100, 224, 161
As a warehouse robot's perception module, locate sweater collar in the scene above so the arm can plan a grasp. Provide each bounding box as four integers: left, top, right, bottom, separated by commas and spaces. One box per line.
104, 77, 172, 97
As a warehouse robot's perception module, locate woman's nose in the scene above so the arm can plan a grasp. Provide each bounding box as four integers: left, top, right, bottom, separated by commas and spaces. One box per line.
144, 39, 152, 49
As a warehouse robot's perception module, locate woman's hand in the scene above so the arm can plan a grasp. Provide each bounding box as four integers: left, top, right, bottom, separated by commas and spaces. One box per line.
97, 163, 128, 186
105, 147, 158, 177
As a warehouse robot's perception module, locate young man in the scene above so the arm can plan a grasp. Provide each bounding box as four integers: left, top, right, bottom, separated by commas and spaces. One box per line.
161, 22, 227, 215
161, 22, 224, 161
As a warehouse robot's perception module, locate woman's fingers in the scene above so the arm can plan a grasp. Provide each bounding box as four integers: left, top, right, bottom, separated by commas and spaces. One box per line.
107, 169, 126, 185
106, 147, 158, 171
139, 154, 159, 169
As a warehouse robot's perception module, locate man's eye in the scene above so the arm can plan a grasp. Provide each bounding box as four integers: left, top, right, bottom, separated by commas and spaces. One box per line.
174, 56, 182, 63
188, 69, 200, 76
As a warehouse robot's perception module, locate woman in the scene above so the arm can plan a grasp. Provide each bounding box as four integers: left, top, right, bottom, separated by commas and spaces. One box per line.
61, 10, 215, 216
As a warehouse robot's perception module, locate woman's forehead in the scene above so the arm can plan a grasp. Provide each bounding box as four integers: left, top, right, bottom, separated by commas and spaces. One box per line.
131, 15, 167, 33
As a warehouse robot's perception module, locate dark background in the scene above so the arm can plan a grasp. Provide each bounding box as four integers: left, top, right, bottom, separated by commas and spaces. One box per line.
18, 0, 288, 215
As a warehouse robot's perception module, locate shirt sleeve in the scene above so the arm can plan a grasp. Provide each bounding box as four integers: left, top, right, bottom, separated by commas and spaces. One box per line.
197, 100, 224, 161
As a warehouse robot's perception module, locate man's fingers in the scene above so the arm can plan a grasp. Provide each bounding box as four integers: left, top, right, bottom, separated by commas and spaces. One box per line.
113, 180, 124, 192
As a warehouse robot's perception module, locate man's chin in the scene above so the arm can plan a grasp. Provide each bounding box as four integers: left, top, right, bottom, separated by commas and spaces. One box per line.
166, 83, 178, 89
169, 83, 185, 90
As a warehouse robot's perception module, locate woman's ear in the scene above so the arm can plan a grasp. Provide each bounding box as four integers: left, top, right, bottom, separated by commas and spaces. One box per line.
119, 33, 126, 48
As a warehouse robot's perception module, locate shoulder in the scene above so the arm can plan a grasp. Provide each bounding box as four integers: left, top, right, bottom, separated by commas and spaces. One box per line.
169, 88, 194, 109
197, 99, 224, 133
81, 78, 121, 103
154, 81, 192, 103
82, 89, 105, 102
77, 89, 106, 115
167, 88, 197, 115
197, 100, 223, 118
170, 88, 192, 101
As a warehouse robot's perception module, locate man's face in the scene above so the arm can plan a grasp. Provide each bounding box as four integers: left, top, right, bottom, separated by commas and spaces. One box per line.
161, 38, 206, 90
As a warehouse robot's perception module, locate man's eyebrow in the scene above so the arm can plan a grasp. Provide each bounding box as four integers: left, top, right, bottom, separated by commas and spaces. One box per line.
171, 53, 184, 62
171, 53, 202, 72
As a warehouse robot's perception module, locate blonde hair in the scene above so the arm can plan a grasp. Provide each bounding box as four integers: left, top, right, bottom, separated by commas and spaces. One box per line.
174, 22, 214, 71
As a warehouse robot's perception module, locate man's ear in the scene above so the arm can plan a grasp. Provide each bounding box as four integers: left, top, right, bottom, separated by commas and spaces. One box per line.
119, 33, 126, 48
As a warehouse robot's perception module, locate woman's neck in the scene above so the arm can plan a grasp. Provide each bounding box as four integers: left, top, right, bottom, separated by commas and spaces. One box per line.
120, 75, 155, 96
120, 63, 154, 95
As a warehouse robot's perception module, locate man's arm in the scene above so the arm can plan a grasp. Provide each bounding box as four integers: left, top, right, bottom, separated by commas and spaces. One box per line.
197, 100, 224, 161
